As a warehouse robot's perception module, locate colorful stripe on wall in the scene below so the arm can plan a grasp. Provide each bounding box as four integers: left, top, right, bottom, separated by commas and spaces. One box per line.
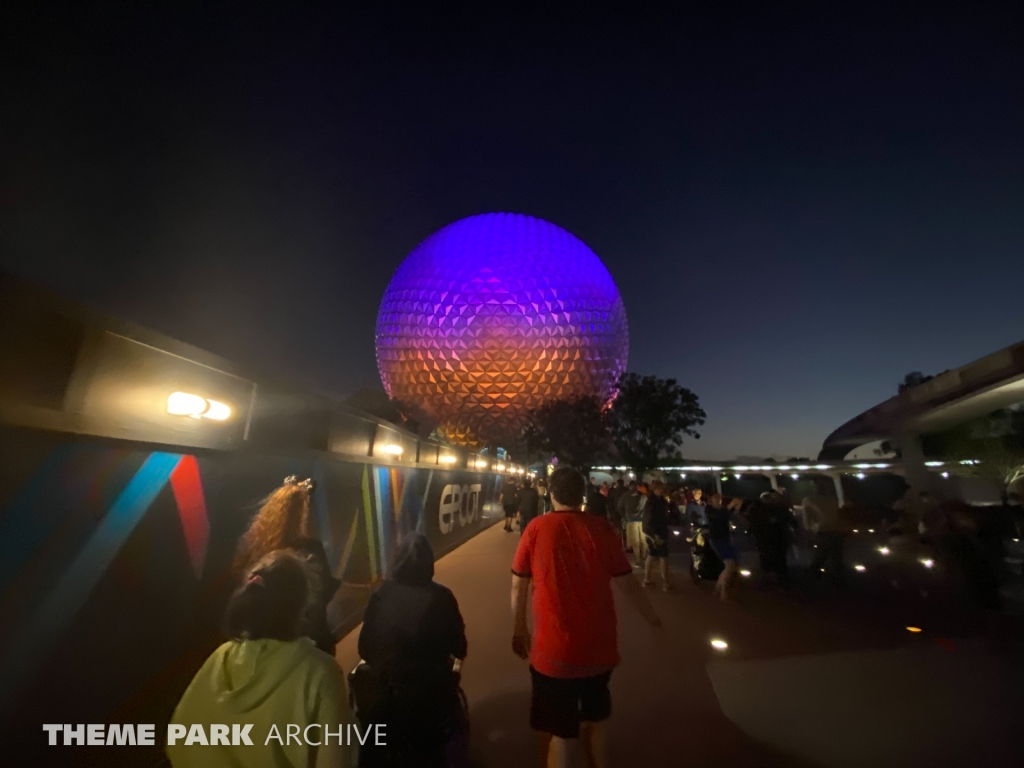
0, 452, 183, 707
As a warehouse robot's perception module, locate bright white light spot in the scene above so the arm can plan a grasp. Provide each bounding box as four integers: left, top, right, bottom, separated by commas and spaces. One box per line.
920, 558, 934, 569
868, 528, 876, 533
496, 464, 505, 471
941, 472, 949, 479
853, 529, 860, 533
203, 399, 231, 420
878, 546, 890, 555
856, 473, 866, 479
382, 444, 404, 456
739, 569, 751, 577
854, 564, 866, 572
710, 638, 728, 650
167, 391, 208, 417
167, 392, 231, 420
791, 474, 799, 479
440, 455, 457, 464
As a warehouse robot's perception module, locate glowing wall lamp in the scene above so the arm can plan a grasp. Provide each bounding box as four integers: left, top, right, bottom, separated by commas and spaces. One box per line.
381, 444, 404, 457
167, 391, 232, 421
440, 455, 458, 465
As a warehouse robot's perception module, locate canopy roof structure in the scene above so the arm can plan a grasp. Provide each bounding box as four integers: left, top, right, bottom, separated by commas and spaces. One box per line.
819, 340, 1024, 461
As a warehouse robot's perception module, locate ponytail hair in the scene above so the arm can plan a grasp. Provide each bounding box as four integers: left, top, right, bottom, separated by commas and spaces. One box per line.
224, 550, 314, 641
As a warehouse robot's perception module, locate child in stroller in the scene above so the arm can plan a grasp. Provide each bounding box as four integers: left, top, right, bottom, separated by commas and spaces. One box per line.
688, 525, 725, 584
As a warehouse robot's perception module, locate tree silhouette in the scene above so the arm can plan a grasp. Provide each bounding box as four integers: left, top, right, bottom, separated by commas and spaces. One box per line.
898, 371, 934, 393
521, 395, 611, 474
607, 373, 706, 478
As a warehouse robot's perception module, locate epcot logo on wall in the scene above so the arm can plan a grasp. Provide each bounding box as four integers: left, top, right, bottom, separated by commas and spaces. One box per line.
375, 212, 629, 447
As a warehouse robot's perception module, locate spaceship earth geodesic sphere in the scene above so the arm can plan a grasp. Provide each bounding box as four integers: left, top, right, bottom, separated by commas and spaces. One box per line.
375, 213, 629, 447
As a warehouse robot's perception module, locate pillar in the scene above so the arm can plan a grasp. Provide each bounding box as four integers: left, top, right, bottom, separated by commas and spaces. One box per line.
714, 474, 723, 496
767, 473, 779, 491
896, 431, 939, 498
830, 473, 845, 508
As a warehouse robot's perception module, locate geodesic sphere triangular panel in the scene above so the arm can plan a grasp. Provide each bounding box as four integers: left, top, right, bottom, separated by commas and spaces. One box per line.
375, 213, 629, 447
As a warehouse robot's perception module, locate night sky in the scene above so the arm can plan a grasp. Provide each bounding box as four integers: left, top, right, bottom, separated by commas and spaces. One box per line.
2, 5, 1022, 459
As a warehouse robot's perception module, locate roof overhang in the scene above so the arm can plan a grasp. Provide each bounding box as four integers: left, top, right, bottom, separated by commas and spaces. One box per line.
820, 340, 1024, 460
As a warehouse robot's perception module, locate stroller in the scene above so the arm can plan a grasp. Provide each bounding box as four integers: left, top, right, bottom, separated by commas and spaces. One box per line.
348, 657, 470, 767
688, 525, 725, 585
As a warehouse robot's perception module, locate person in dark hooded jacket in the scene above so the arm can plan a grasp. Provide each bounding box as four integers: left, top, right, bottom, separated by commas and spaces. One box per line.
357, 534, 468, 767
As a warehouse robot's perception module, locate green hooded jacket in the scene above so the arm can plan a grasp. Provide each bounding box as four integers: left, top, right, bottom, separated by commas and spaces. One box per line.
167, 637, 354, 768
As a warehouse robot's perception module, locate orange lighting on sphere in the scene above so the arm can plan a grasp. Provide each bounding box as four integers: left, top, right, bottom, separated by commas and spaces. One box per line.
375, 213, 628, 447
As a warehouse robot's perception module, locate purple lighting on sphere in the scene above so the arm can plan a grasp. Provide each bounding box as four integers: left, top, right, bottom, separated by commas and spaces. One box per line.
375, 213, 629, 447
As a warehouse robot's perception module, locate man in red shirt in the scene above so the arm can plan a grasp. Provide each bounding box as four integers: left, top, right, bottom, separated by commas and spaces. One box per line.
511, 467, 662, 768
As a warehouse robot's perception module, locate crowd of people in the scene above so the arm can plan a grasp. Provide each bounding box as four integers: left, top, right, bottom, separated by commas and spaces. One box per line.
164, 469, 1021, 768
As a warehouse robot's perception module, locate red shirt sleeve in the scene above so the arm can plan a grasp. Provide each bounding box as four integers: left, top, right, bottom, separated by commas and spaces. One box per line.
605, 522, 633, 577
511, 522, 535, 577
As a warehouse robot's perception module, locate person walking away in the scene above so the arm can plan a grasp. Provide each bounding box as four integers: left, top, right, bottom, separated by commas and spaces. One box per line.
607, 479, 626, 518
517, 477, 541, 535
804, 485, 847, 581
622, 484, 649, 567
168, 550, 354, 768
667, 488, 684, 525
749, 492, 795, 587
586, 477, 608, 518
615, 481, 640, 552
706, 493, 740, 601
233, 476, 341, 655
642, 481, 673, 590
535, 480, 550, 515
502, 479, 520, 532
607, 480, 627, 548
358, 534, 468, 767
511, 468, 662, 768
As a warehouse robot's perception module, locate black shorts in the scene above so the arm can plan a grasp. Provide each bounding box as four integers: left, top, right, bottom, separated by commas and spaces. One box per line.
529, 667, 612, 738
504, 506, 517, 518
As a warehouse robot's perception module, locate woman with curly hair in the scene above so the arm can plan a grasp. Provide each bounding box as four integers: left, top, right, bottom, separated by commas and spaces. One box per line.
233, 476, 341, 655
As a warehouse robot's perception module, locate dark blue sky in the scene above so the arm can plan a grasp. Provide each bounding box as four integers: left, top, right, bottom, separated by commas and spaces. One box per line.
2, 4, 1022, 459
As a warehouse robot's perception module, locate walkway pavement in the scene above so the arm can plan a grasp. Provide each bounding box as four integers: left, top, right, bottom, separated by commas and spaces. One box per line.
336, 520, 1024, 768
